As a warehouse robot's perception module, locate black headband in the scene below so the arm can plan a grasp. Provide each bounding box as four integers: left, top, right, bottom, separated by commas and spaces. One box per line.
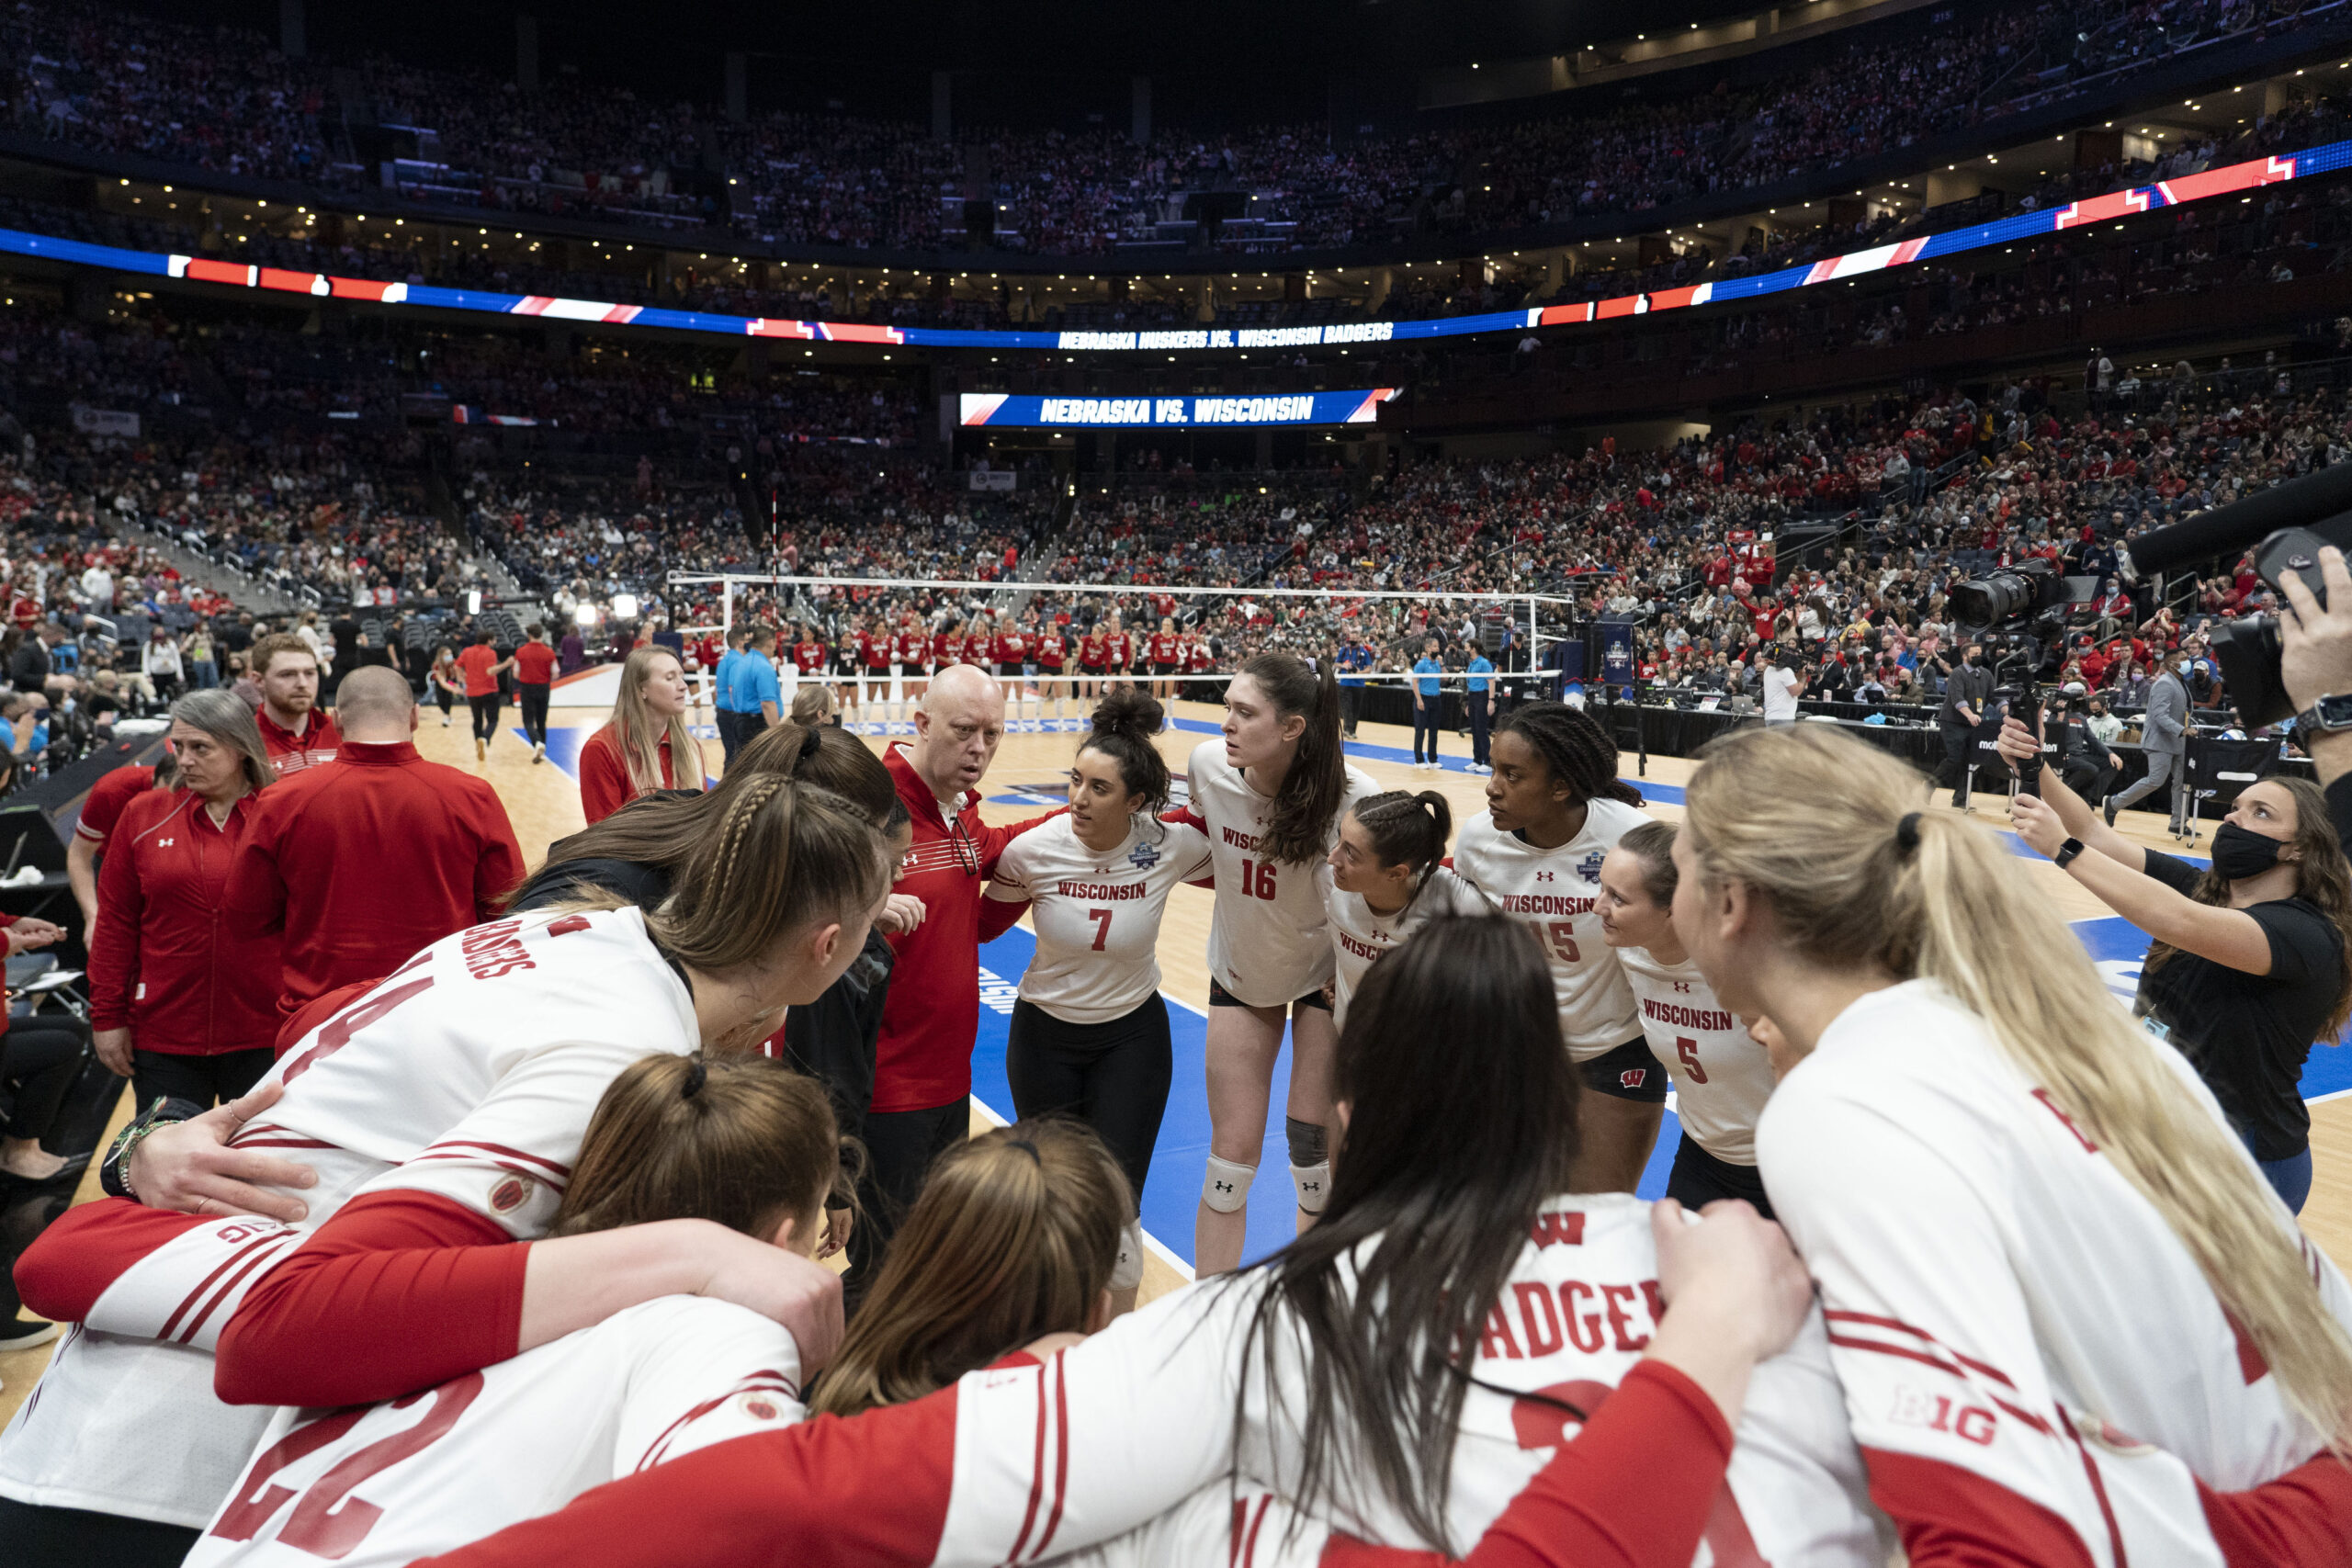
798, 728, 823, 763
1894, 811, 1924, 857
682, 1057, 707, 1099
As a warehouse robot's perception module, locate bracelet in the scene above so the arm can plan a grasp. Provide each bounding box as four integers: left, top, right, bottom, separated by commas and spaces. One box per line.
100, 1095, 201, 1203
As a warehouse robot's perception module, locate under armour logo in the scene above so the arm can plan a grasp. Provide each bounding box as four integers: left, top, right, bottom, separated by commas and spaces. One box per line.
155, 837, 175, 848
1671, 981, 1692, 994
1619, 1067, 1647, 1089
1298, 1177, 1321, 1196
1213, 1179, 1235, 1194
1535, 870, 1555, 883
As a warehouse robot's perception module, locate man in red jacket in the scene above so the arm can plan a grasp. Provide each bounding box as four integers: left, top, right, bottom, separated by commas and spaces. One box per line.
865, 664, 1053, 1253
224, 667, 525, 1013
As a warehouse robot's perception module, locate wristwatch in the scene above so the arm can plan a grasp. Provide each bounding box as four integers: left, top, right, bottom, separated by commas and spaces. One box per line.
2053, 837, 2086, 869
2294, 694, 2352, 735
100, 1095, 205, 1202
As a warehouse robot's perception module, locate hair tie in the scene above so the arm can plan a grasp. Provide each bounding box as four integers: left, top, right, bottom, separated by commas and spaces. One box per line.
798, 728, 823, 763
1006, 1138, 1041, 1165
1894, 811, 1924, 858
682, 1057, 707, 1099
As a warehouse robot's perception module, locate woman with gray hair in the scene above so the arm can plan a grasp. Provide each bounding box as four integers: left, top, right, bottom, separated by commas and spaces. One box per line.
88, 689, 285, 1108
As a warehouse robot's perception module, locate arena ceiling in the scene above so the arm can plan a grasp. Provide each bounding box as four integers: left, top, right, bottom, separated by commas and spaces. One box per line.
143, 0, 1767, 126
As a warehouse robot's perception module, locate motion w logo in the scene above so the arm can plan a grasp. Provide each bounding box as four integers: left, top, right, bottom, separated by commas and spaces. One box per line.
1529, 1212, 1587, 1249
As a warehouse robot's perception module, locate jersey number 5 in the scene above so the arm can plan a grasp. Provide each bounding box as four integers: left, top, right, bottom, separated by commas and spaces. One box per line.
1240, 858, 1278, 900
1545, 921, 1580, 963
1675, 1036, 1709, 1084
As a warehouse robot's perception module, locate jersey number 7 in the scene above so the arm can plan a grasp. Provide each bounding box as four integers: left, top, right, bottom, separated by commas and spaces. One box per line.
1088, 908, 1114, 951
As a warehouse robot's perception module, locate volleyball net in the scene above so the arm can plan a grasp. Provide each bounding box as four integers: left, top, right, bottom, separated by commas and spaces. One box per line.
667, 570, 1578, 723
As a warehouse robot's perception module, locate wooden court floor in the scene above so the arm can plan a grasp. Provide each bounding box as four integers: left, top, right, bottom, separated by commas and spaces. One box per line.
8, 695, 2349, 1418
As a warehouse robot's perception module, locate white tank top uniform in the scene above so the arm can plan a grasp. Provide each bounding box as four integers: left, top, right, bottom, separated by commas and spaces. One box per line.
1318, 864, 1494, 1030
182, 1297, 803, 1567
1616, 947, 1777, 1166
986, 814, 1214, 1024
1450, 800, 1646, 1061
1174, 740, 1379, 1008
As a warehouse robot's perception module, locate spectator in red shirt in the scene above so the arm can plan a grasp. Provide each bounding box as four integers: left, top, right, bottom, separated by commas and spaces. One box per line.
581, 647, 707, 825
456, 630, 515, 764
224, 667, 526, 1013
865, 665, 1053, 1255
91, 690, 283, 1109
513, 624, 560, 763
249, 632, 341, 778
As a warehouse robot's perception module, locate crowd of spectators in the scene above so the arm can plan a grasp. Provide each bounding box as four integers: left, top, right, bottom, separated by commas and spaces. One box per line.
0, 0, 2324, 264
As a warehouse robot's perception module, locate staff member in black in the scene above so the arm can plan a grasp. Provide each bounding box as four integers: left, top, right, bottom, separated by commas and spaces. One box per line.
1931, 639, 1993, 807
1998, 718, 2352, 1214
2053, 683, 2120, 804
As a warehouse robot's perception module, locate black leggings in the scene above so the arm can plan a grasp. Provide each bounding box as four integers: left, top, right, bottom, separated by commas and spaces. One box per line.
469, 693, 503, 742
0, 1497, 198, 1568
132, 1047, 275, 1111
2, 1017, 86, 1143
518, 684, 551, 748
1006, 995, 1171, 1201
1412, 702, 1442, 762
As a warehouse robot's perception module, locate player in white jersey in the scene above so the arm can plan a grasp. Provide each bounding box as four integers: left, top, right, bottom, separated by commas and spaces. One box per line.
406, 912, 1884, 1568
186, 1052, 838, 1568
1449, 701, 1656, 1194
1596, 820, 1781, 1217
985, 693, 1210, 1310
1317, 788, 1490, 1030
1677, 725, 2352, 1563
1168, 653, 1377, 1274
0, 780, 891, 1562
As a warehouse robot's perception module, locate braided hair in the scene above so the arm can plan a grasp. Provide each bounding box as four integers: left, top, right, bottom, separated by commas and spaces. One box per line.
1494, 702, 1643, 808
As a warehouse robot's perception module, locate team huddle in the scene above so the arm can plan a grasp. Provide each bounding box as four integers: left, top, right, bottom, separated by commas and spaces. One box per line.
4, 651, 2352, 1568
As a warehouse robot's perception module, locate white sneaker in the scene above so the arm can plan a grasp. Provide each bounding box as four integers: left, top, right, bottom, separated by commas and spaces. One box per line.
441, 713, 451, 727
532, 741, 546, 763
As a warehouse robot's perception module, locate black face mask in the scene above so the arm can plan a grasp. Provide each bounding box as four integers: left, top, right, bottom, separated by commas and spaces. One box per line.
2211, 822, 2288, 881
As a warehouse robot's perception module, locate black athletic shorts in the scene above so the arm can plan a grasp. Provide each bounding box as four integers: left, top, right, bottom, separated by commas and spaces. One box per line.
1665, 1136, 1773, 1218
1208, 976, 1332, 1012
1150, 661, 1179, 677
1578, 1036, 1669, 1103
1080, 662, 1108, 677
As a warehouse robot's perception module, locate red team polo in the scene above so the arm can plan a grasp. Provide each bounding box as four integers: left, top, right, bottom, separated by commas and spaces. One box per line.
456, 644, 502, 699
223, 740, 526, 1011
514, 640, 559, 688
255, 708, 342, 778
873, 745, 1049, 1114
578, 726, 676, 825
90, 788, 282, 1056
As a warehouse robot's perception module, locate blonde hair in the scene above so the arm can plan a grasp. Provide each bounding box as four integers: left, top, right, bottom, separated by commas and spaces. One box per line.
1681, 726, 2352, 1450
609, 647, 707, 800
648, 775, 895, 973
789, 684, 836, 728
806, 1121, 1130, 1418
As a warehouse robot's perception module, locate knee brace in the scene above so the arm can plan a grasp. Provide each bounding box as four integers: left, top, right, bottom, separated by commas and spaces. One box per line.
1202, 1155, 1256, 1213
1285, 1117, 1331, 1214
1112, 1218, 1144, 1292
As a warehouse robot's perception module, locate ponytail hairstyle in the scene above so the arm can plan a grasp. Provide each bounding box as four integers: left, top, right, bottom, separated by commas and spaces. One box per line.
1614, 819, 1679, 908
1238, 652, 1347, 864
1680, 726, 2352, 1451
510, 721, 894, 908
610, 647, 707, 801
2144, 775, 2352, 1041
1079, 688, 1170, 812
1494, 701, 1643, 808
807, 1120, 1131, 1418
551, 1054, 837, 1245
647, 774, 894, 973
1347, 790, 1452, 904
1241, 915, 1577, 1552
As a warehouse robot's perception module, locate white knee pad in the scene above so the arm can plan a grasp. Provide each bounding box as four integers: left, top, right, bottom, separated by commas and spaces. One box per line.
1290, 1161, 1332, 1215
1112, 1218, 1144, 1292
1202, 1156, 1256, 1213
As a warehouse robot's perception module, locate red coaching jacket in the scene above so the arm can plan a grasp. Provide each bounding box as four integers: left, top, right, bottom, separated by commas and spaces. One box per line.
90, 788, 283, 1055
257, 707, 341, 779
872, 745, 1052, 1114
223, 740, 526, 1012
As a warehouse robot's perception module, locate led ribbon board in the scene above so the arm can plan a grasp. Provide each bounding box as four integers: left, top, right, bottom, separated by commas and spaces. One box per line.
956, 389, 1399, 426
2, 136, 2342, 352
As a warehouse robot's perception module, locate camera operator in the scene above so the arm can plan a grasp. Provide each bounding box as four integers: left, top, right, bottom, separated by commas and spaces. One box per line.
2103, 646, 2189, 833
1930, 639, 1992, 806
1996, 718, 2352, 1213
2052, 682, 2120, 802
